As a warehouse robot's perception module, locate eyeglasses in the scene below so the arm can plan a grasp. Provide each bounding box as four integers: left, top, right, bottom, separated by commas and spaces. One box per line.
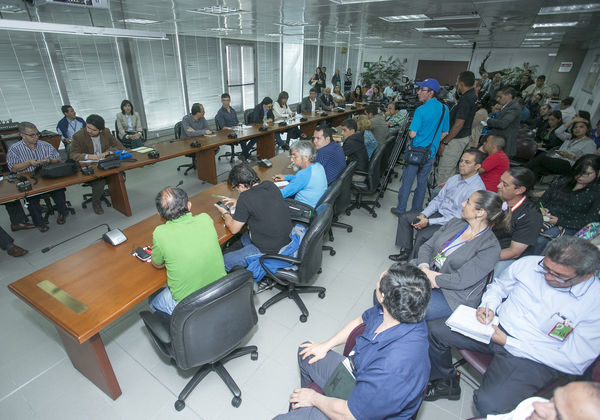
537, 259, 578, 284
418, 87, 431, 92
22, 132, 39, 138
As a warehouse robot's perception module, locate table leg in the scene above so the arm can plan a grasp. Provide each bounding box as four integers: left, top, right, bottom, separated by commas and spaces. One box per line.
195, 150, 218, 184
56, 327, 122, 400
106, 173, 132, 216
256, 132, 275, 159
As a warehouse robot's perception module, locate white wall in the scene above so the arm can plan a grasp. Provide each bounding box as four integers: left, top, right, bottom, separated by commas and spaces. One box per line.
361, 47, 556, 82
569, 41, 600, 125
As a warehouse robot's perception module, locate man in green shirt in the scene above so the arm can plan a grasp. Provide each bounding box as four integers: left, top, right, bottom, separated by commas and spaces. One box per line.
149, 186, 226, 314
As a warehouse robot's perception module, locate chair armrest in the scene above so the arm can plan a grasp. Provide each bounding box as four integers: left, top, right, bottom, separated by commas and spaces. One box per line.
259, 254, 301, 281
140, 310, 171, 344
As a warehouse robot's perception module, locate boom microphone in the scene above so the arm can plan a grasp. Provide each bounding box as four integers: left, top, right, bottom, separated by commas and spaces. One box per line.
41, 224, 112, 253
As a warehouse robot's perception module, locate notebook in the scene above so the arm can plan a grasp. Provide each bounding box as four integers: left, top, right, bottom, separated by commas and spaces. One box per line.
445, 305, 499, 344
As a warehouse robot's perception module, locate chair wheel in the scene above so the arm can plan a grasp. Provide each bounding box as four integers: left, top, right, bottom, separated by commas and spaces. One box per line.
317, 268, 322, 274
329, 250, 336, 256
177, 167, 181, 171
372, 213, 377, 218
345, 210, 351, 216
375, 202, 381, 208
258, 307, 266, 315
299, 314, 307, 322
106, 202, 112, 207
82, 203, 87, 209
251, 351, 258, 361
346, 227, 353, 233
318, 291, 326, 299
175, 400, 185, 411
232, 396, 242, 407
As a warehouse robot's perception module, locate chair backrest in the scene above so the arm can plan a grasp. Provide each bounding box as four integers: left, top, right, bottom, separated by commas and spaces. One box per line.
334, 161, 357, 215
114, 121, 122, 141
215, 117, 222, 131
343, 323, 366, 356
244, 109, 254, 125
380, 135, 396, 174
316, 175, 343, 209
295, 204, 333, 283
169, 269, 257, 370
363, 141, 388, 191
514, 137, 537, 161
174, 121, 182, 139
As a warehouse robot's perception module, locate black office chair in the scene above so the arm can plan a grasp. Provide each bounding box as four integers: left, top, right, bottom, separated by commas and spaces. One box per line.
114, 121, 147, 149
314, 178, 344, 256
345, 140, 391, 218
139, 270, 258, 411
175, 121, 197, 176
258, 203, 333, 322
330, 161, 357, 238
216, 119, 244, 163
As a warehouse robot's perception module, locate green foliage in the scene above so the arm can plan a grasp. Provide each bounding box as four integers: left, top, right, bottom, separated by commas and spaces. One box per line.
499, 62, 540, 87
360, 56, 405, 88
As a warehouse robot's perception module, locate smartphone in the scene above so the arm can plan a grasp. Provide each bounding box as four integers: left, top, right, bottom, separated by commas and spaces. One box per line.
412, 217, 421, 225
215, 201, 229, 211
135, 247, 151, 260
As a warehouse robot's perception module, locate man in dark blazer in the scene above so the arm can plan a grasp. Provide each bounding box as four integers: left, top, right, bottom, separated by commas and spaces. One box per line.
250, 97, 275, 125
70, 114, 123, 214
301, 88, 331, 114
485, 87, 521, 157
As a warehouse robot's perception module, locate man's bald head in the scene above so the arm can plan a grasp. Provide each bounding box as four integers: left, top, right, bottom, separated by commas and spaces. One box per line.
155, 187, 190, 221
528, 382, 600, 420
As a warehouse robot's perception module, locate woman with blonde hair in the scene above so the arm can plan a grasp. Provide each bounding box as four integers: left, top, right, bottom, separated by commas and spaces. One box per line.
355, 114, 378, 158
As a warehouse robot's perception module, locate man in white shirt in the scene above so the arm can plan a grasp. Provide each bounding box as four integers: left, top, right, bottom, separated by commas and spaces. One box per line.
425, 236, 600, 416
487, 381, 600, 420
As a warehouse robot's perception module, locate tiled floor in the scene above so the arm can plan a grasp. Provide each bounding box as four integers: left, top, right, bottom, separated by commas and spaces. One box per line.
0, 151, 482, 419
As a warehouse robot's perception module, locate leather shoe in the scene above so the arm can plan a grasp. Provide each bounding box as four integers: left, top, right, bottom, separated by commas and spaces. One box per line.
7, 245, 28, 257
390, 207, 400, 215
93, 204, 104, 215
424, 374, 461, 402
11, 222, 35, 231
389, 250, 411, 262
57, 214, 66, 225
38, 224, 49, 233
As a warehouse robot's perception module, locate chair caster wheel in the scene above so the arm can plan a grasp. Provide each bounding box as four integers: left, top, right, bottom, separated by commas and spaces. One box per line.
175, 400, 185, 411
317, 268, 322, 274
347, 227, 353, 233
177, 168, 181, 172
372, 213, 377, 218
251, 351, 258, 361
258, 307, 266, 315
232, 396, 242, 407
329, 250, 336, 256
345, 210, 351, 216
300, 314, 307, 323
375, 202, 381, 208
318, 291, 326, 299
82, 204, 87, 209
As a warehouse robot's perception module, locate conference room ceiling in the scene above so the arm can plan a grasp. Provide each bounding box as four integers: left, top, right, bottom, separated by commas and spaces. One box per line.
1, 0, 599, 50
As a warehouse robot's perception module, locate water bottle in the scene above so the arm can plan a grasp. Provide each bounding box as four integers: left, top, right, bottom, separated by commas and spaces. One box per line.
263, 116, 268, 128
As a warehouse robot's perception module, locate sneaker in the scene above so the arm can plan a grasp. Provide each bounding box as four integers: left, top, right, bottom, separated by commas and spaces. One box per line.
253, 279, 274, 294
424, 373, 461, 402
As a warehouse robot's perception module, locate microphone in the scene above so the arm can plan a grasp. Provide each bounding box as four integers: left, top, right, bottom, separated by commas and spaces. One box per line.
175, 180, 183, 187
42, 224, 112, 253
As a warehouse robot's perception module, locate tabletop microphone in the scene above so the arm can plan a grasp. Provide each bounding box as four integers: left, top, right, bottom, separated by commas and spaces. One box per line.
42, 224, 112, 253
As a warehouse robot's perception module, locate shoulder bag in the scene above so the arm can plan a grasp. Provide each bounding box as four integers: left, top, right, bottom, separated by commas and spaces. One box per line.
406, 102, 446, 168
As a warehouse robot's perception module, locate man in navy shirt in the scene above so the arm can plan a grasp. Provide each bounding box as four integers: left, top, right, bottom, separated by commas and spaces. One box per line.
312, 125, 346, 184
214, 93, 256, 160
274, 263, 431, 420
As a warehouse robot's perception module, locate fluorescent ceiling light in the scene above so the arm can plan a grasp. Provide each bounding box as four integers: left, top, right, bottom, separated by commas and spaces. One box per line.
432, 34, 462, 38
532, 22, 578, 28
364, 35, 382, 39
548, 52, 557, 56
383, 40, 404, 43
415, 27, 449, 32
539, 3, 600, 15
521, 44, 541, 47
333, 30, 352, 34
0, 4, 24, 13
189, 6, 249, 16
379, 14, 430, 23
119, 18, 159, 25
0, 19, 167, 40
264, 33, 282, 37
431, 13, 480, 20
524, 37, 551, 41
447, 39, 468, 43
208, 28, 236, 33
330, 0, 389, 4
527, 32, 564, 36
275, 22, 309, 27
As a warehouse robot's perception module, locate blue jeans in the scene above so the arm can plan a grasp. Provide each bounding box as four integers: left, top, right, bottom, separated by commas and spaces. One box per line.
534, 226, 576, 255
223, 233, 262, 271
425, 289, 453, 321
396, 155, 435, 213
149, 286, 178, 315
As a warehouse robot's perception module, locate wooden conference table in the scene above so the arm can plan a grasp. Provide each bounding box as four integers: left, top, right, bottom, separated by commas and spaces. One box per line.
8, 154, 295, 400
0, 106, 362, 217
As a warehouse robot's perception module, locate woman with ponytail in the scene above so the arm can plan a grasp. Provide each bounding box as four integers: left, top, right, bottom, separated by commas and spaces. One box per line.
410, 190, 510, 321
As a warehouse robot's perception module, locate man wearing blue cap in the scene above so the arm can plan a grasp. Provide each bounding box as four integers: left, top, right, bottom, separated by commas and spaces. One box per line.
392, 78, 449, 215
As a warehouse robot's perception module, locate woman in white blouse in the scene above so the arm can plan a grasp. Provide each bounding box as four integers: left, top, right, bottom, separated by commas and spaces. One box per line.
115, 99, 143, 147
273, 91, 299, 150
332, 85, 346, 106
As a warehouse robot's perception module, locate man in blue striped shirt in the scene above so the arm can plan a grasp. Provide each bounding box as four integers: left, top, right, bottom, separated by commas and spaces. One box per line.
312, 125, 346, 185
6, 122, 70, 231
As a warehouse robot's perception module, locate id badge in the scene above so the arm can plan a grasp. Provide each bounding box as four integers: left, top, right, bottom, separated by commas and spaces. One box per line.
548, 322, 573, 341
432, 253, 446, 270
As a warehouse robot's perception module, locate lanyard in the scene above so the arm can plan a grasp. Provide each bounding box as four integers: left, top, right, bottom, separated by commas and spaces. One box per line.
440, 225, 490, 255
511, 196, 526, 212
68, 120, 78, 132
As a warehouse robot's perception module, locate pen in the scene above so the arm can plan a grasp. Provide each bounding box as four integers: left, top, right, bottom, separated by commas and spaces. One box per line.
539, 202, 546, 212
485, 303, 489, 325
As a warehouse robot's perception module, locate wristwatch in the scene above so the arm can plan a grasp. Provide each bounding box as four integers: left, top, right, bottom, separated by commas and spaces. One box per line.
221, 211, 231, 220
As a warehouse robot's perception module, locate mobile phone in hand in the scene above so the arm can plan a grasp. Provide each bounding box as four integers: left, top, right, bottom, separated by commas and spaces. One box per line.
215, 201, 229, 211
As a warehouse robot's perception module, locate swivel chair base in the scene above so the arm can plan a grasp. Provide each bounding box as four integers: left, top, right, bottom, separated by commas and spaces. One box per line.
346, 193, 380, 218
175, 346, 258, 411
177, 158, 196, 176
258, 281, 325, 323
82, 189, 112, 209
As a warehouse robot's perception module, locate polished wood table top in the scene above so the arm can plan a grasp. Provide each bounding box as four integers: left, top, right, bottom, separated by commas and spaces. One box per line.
8, 153, 293, 344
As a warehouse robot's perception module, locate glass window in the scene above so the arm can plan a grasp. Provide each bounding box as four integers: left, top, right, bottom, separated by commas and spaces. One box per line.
256, 41, 280, 103
282, 43, 303, 104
